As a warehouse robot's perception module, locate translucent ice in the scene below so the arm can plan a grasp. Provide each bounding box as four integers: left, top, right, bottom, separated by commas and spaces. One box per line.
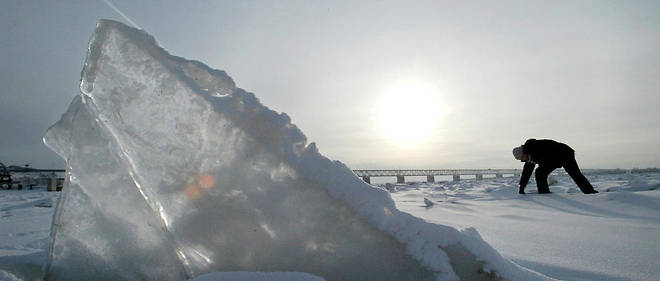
43, 20, 553, 281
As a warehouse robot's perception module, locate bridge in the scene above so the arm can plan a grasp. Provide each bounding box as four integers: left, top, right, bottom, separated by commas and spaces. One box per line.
352, 168, 627, 184
352, 169, 520, 184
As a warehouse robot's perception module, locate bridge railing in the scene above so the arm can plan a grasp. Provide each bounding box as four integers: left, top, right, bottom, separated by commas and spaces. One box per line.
352, 169, 520, 177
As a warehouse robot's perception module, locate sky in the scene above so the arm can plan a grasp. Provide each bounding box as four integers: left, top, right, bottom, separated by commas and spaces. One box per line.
1, 0, 659, 170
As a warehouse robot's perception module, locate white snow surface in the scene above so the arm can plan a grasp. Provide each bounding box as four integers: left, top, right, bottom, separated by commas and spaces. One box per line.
40, 19, 547, 281
0, 189, 59, 281
387, 173, 660, 281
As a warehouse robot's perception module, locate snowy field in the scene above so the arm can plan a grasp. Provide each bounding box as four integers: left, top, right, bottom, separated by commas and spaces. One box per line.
1, 172, 658, 281
0, 187, 58, 281
386, 172, 660, 281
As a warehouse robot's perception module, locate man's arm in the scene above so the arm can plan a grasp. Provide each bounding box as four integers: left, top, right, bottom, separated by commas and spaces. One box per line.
519, 162, 535, 188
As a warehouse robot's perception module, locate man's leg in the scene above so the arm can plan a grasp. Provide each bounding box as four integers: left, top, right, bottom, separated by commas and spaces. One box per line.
535, 165, 555, 193
563, 157, 598, 194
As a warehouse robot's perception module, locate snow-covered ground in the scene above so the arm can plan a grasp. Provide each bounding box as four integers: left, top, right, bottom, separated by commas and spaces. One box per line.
386, 172, 660, 281
0, 172, 658, 281
0, 187, 58, 281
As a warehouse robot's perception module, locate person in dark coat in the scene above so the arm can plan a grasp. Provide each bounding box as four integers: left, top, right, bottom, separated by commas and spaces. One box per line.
512, 139, 598, 194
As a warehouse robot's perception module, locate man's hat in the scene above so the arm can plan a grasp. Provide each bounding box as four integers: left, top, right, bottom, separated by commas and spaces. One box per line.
512, 146, 524, 160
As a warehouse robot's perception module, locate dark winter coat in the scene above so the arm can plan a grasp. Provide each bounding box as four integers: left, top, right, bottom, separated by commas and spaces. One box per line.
519, 138, 575, 187
522, 139, 574, 167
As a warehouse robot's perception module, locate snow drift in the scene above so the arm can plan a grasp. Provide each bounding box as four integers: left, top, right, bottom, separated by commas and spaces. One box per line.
43, 20, 554, 281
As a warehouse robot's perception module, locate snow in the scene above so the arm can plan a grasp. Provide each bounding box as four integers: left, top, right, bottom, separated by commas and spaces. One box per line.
0, 188, 59, 281
2, 173, 659, 280
387, 172, 660, 281
39, 19, 546, 281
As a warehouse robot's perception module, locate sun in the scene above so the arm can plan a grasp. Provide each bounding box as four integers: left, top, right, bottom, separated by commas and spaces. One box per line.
375, 78, 445, 147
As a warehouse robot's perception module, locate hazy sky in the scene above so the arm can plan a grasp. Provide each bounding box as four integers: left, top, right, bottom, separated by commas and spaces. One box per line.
1, 0, 659, 169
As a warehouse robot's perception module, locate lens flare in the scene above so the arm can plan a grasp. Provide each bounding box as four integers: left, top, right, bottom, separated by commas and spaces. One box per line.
186, 183, 200, 199
186, 174, 216, 199
199, 174, 215, 190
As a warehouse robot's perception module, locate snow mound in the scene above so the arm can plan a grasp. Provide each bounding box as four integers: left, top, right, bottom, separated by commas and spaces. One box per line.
604, 172, 660, 192
43, 20, 554, 281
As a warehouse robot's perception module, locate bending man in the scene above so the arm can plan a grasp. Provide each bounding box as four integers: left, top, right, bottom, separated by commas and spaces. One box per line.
512, 139, 598, 194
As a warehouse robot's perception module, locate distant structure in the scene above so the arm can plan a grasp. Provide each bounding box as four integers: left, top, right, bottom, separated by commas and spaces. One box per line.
5, 165, 64, 173
1, 161, 65, 190
352, 169, 520, 184
0, 162, 12, 188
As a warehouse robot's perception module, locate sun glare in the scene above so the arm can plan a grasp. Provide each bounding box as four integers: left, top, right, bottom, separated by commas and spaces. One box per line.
375, 78, 445, 147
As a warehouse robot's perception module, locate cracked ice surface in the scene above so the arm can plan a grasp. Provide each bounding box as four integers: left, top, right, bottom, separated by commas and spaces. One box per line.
43, 20, 554, 281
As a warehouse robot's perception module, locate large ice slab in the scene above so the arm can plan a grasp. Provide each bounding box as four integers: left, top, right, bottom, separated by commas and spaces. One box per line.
43, 20, 554, 281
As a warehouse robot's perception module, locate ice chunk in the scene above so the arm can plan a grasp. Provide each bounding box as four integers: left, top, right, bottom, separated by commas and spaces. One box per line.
43, 20, 555, 281
44, 95, 188, 280
424, 198, 435, 207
